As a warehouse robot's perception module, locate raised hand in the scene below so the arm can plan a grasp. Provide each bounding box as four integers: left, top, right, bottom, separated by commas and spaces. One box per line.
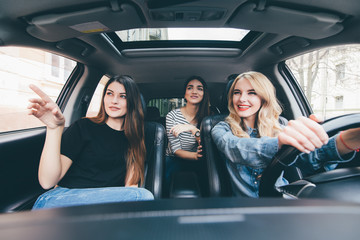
27, 84, 65, 129
278, 116, 329, 154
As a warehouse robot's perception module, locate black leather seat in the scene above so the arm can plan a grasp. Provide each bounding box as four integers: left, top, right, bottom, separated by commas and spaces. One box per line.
201, 114, 233, 197
143, 121, 166, 199
141, 96, 166, 199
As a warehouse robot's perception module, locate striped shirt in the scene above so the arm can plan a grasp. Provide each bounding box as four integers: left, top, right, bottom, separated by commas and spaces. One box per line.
166, 108, 197, 156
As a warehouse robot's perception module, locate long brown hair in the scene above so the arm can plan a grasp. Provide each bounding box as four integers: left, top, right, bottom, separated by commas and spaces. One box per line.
183, 76, 210, 127
226, 71, 282, 138
89, 75, 146, 186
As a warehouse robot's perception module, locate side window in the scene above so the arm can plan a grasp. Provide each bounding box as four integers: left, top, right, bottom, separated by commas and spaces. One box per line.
148, 98, 186, 117
286, 44, 360, 119
86, 76, 110, 118
0, 47, 76, 133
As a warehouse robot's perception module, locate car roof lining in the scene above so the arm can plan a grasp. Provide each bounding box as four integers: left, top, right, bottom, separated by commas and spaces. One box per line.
228, 2, 344, 40
24, 1, 346, 42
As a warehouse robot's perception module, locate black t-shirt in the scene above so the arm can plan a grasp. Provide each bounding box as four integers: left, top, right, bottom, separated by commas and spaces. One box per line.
58, 118, 128, 188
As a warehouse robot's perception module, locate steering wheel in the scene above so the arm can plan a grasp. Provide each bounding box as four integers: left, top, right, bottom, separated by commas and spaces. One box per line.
259, 113, 360, 198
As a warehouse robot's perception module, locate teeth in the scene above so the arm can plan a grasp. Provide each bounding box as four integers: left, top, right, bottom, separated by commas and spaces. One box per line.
238, 105, 249, 109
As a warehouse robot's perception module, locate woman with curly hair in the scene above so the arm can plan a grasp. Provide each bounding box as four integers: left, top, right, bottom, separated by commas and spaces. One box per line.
212, 71, 360, 198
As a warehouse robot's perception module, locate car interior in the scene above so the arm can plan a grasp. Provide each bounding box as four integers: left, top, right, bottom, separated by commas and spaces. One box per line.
0, 0, 360, 239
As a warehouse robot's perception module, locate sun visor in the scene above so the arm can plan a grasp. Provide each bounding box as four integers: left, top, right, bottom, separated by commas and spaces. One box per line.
26, 4, 145, 42
228, 3, 344, 39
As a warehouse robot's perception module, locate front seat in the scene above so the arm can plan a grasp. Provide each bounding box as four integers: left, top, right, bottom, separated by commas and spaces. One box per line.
143, 121, 166, 199
141, 96, 166, 199
201, 78, 236, 197
201, 77, 295, 197
201, 114, 232, 197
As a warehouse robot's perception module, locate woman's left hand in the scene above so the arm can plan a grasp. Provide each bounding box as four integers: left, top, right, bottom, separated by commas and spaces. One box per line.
195, 145, 203, 160
278, 115, 329, 153
170, 124, 198, 137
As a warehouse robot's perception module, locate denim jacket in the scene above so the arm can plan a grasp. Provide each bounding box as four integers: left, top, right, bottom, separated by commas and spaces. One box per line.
211, 121, 356, 198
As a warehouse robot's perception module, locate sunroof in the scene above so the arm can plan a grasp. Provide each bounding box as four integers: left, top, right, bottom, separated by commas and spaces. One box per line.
116, 28, 250, 42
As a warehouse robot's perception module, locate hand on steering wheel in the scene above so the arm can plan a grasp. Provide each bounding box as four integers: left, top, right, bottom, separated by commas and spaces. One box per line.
259, 113, 360, 197
278, 115, 328, 154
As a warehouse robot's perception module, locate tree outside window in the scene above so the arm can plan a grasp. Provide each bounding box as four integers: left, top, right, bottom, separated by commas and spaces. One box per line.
286, 45, 360, 119
336, 63, 345, 82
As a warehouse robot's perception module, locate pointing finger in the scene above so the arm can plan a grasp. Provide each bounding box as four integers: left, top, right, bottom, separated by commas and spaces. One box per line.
29, 84, 52, 102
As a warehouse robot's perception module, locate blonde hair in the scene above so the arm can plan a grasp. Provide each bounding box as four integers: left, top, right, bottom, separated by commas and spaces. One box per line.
225, 71, 282, 138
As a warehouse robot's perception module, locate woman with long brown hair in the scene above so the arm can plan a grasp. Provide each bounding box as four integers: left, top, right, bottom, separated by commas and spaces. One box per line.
28, 75, 153, 209
165, 76, 210, 194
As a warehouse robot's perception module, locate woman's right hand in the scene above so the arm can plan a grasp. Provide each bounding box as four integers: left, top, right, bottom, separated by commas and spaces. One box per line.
170, 124, 198, 137
27, 84, 65, 129
278, 116, 328, 154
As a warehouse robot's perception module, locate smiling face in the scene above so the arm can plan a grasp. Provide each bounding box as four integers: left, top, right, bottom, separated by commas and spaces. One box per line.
184, 79, 204, 105
104, 82, 127, 120
232, 77, 262, 128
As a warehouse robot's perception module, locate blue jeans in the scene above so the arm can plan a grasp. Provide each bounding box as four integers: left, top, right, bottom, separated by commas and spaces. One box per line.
32, 186, 154, 210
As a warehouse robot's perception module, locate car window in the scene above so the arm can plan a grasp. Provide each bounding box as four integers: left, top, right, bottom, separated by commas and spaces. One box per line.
86, 76, 110, 118
0, 46, 76, 133
286, 44, 360, 119
148, 98, 186, 117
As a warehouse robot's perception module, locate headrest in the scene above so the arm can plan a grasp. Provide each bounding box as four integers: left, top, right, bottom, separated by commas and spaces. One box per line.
220, 74, 238, 114
145, 106, 160, 121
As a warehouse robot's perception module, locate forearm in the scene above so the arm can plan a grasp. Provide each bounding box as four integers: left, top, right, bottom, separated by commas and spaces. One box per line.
38, 126, 64, 189
174, 149, 197, 160
336, 128, 360, 156
212, 123, 278, 166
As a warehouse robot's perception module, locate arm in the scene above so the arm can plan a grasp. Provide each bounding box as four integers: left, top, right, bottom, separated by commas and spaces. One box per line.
28, 84, 72, 189
211, 121, 278, 168
278, 115, 360, 156
170, 124, 199, 137
166, 111, 201, 160
336, 128, 360, 155
277, 116, 359, 175
173, 147, 202, 160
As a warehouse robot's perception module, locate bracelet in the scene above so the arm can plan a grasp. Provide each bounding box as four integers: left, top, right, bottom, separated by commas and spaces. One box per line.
339, 131, 360, 152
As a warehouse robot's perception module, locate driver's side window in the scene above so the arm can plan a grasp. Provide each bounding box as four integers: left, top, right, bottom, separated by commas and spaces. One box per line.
286, 44, 360, 120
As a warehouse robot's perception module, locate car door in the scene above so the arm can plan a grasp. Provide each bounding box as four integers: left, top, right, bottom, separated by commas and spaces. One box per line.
0, 47, 78, 212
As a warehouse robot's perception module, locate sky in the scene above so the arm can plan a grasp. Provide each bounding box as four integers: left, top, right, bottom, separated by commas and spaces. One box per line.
167, 28, 249, 41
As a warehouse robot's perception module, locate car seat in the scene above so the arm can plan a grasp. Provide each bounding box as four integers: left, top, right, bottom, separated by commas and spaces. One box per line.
143, 120, 166, 199
140, 95, 166, 199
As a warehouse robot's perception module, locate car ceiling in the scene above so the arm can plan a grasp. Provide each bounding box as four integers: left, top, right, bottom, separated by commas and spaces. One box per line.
1, 0, 360, 101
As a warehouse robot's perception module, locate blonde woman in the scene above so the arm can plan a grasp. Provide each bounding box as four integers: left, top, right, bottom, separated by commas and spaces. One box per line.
212, 71, 360, 198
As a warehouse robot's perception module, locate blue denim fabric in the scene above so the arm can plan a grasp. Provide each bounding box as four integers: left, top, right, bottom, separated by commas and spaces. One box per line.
32, 186, 154, 210
211, 121, 356, 198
